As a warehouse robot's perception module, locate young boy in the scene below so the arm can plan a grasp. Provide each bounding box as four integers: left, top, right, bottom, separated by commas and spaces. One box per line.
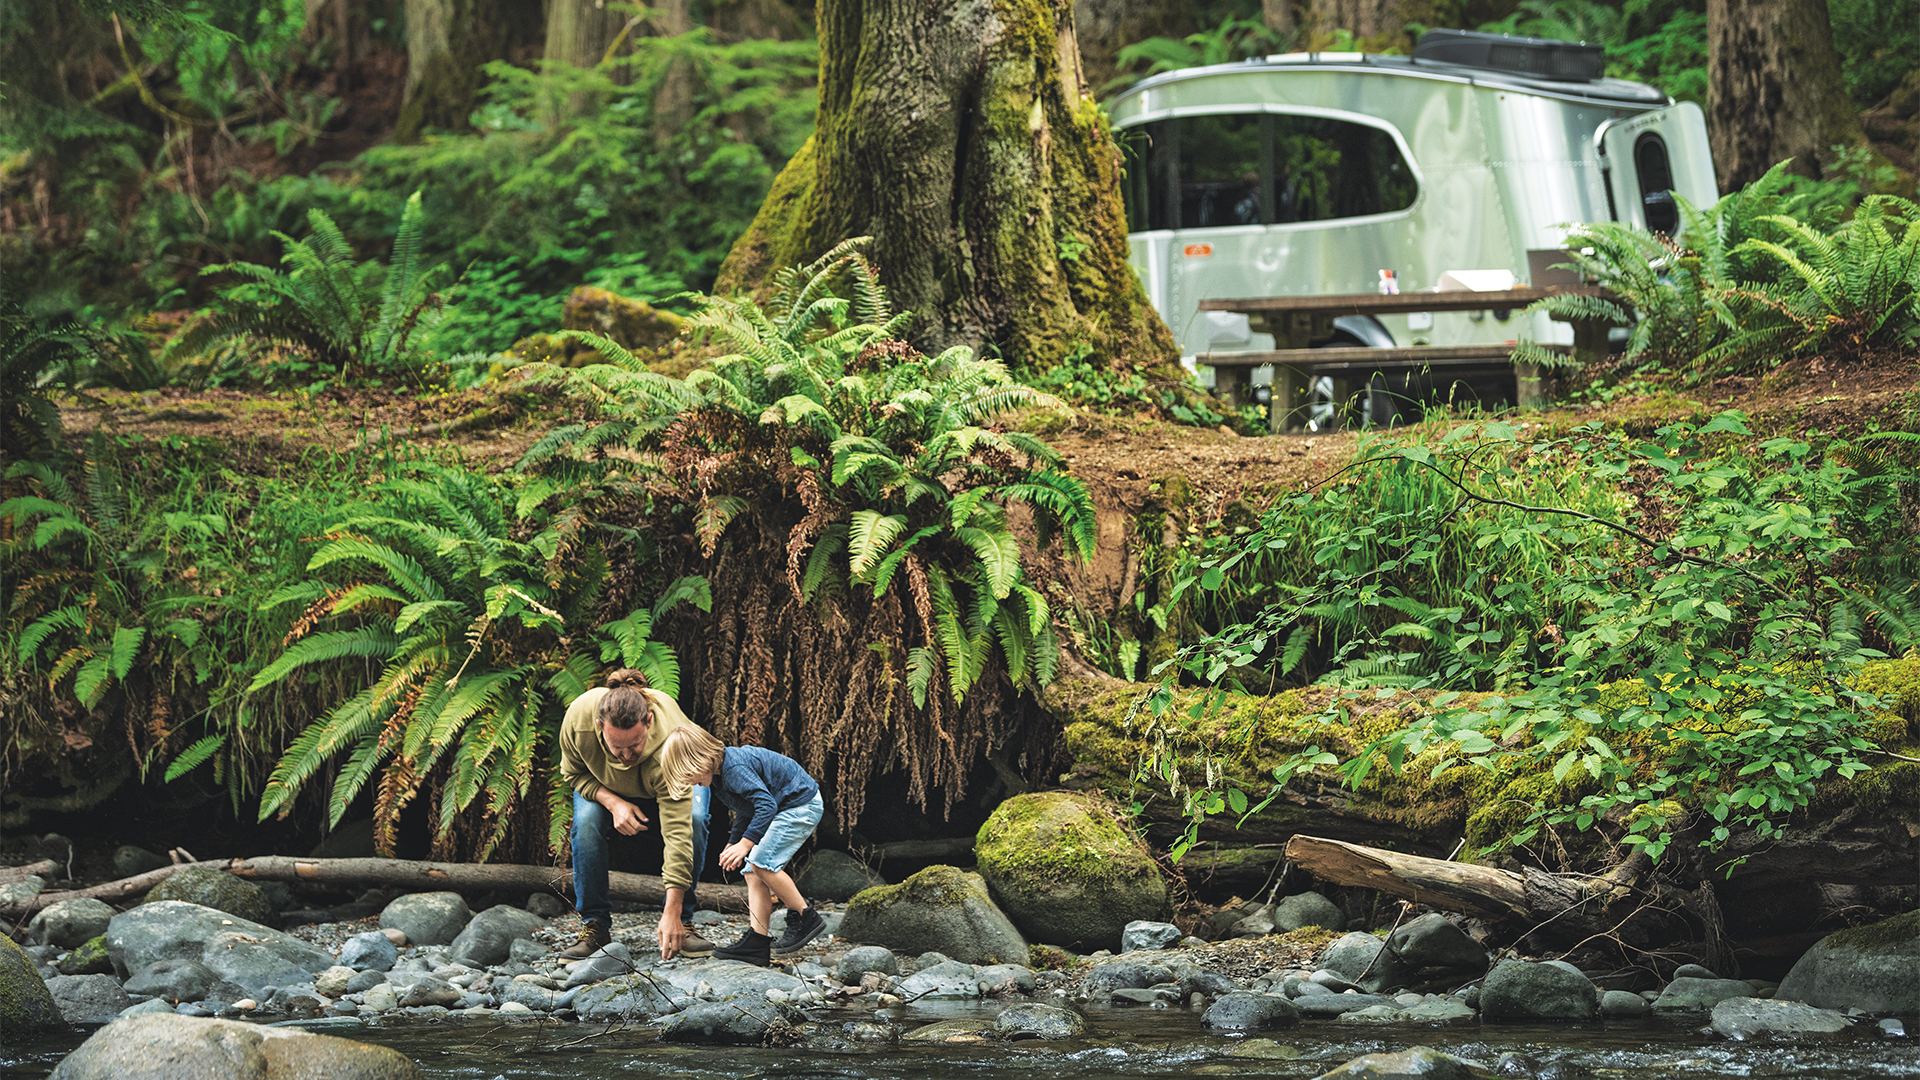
660, 726, 828, 966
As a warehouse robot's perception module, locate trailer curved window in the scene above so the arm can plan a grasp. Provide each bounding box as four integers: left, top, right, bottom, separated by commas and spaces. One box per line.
1121, 113, 1417, 231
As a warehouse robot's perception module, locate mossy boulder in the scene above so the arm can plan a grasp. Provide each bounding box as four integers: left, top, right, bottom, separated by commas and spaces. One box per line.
975, 792, 1166, 950
145, 866, 274, 926
1777, 910, 1920, 1012
836, 866, 1029, 966
561, 286, 687, 351
54, 936, 112, 976
0, 934, 64, 1044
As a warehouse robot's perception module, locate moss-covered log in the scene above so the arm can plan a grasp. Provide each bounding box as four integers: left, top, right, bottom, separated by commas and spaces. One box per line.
714, 0, 1179, 371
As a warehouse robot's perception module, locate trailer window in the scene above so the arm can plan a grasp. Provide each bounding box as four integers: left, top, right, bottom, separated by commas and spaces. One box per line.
1633, 132, 1678, 235
1120, 113, 1416, 231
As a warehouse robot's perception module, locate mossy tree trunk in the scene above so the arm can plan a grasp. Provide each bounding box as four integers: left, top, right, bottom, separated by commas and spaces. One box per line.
1706, 0, 1866, 189
1300, 0, 1434, 49
715, 0, 1179, 371
396, 0, 542, 139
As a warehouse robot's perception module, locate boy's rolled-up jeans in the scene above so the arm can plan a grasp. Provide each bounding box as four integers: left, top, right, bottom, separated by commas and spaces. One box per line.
571, 786, 708, 925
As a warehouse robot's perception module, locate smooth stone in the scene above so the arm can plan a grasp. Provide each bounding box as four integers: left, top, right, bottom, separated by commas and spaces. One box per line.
144, 867, 274, 927
1882, 1018, 1907, 1037
344, 970, 387, 994
837, 866, 1029, 967
657, 995, 806, 1044
1671, 964, 1720, 981
118, 997, 178, 1018
28, 899, 117, 949
993, 1002, 1086, 1039
1710, 997, 1849, 1039
897, 959, 981, 999
837, 944, 899, 984
1227, 1038, 1303, 1059
1309, 969, 1361, 992
1084, 959, 1173, 991
1337, 999, 1475, 1023
508, 938, 548, 964
46, 1014, 421, 1079
1601, 989, 1651, 1018
1272, 892, 1344, 932
1120, 920, 1182, 953
1312, 1045, 1480, 1079
361, 983, 399, 1012
1652, 977, 1756, 1012
339, 931, 399, 973
975, 963, 1037, 993
1203, 991, 1300, 1031
112, 846, 171, 878
525, 893, 568, 919
1479, 959, 1598, 1021
448, 904, 545, 968
46, 974, 135, 1024
1294, 993, 1400, 1018
1231, 909, 1277, 937
314, 966, 356, 997
1776, 911, 1920, 1013
902, 1019, 996, 1042
1318, 933, 1417, 994
378, 892, 471, 948
1388, 914, 1489, 973
106, 902, 334, 1002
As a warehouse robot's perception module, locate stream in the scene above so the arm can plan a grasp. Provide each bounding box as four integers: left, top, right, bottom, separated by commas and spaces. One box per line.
8, 1001, 1920, 1078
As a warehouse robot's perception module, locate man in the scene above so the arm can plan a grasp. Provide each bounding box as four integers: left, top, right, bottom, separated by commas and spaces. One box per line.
557, 669, 715, 960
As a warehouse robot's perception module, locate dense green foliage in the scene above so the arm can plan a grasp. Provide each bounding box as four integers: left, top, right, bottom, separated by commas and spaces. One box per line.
1135, 412, 1920, 862
530, 240, 1093, 706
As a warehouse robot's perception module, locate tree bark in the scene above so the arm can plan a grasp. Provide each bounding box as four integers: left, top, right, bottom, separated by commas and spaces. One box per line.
0, 857, 748, 919
715, 0, 1179, 372
1300, 0, 1432, 48
396, 0, 543, 138
1707, 0, 1867, 189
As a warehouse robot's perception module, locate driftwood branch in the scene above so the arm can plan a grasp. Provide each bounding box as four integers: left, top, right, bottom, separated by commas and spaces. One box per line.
1, 856, 747, 920
0, 860, 61, 885
1284, 834, 1533, 921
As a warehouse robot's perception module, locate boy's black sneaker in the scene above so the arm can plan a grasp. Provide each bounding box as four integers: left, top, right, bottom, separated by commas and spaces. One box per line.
713, 928, 772, 967
774, 907, 828, 955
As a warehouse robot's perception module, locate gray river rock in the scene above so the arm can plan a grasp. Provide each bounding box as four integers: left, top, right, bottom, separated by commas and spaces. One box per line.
1777, 910, 1920, 1013
1312, 1045, 1481, 1079
1479, 959, 1598, 1021
1203, 991, 1301, 1031
144, 867, 276, 927
1710, 997, 1851, 1039
1318, 932, 1418, 994
379, 892, 471, 948
448, 905, 544, 968
658, 996, 806, 1044
104, 901, 335, 1002
45, 973, 132, 1023
27, 899, 117, 950
993, 1002, 1085, 1039
46, 1014, 421, 1080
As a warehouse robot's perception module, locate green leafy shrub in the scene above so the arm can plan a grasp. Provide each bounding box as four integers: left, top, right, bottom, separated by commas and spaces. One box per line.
247, 461, 706, 858
166, 191, 441, 386
1141, 412, 1918, 863
526, 239, 1094, 826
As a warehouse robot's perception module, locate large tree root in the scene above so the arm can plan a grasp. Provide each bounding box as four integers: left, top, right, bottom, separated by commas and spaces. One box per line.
1, 856, 748, 920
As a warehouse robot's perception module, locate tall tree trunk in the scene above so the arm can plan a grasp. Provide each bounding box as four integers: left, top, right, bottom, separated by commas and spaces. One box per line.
1301, 0, 1430, 48
396, 0, 542, 139
716, 0, 1178, 372
1072, 0, 1193, 101
1263, 0, 1296, 41
542, 0, 633, 72
1707, 0, 1866, 190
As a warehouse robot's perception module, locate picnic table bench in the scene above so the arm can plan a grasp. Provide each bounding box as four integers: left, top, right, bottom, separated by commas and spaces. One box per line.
1194, 285, 1614, 432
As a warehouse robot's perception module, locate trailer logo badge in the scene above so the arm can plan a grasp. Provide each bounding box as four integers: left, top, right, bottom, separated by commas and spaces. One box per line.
1182, 244, 1213, 257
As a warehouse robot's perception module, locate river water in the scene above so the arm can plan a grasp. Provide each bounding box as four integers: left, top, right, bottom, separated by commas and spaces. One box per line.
8, 1002, 1920, 1078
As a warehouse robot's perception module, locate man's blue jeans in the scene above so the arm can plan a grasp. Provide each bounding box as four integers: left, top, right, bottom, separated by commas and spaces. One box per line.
571, 786, 708, 925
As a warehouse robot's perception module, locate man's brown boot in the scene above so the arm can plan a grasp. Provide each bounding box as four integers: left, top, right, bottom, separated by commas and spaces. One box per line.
558, 919, 611, 959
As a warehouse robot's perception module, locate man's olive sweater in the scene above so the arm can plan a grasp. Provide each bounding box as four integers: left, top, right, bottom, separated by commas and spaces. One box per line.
558, 686, 700, 892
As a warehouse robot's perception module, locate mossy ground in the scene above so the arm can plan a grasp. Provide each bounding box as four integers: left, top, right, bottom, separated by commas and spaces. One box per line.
1050, 656, 1920, 858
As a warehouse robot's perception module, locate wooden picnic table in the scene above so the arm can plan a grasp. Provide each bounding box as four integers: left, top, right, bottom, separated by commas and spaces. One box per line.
1194, 285, 1615, 432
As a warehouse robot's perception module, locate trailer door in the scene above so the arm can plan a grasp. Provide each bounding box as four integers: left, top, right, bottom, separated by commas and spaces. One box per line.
1596, 102, 1716, 235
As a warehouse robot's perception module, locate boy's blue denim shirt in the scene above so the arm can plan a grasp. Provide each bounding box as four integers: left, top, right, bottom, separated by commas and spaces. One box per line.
715, 745, 820, 845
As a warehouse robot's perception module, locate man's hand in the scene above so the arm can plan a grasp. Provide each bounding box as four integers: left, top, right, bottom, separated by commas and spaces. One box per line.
600, 793, 649, 835
717, 838, 754, 872
657, 910, 685, 960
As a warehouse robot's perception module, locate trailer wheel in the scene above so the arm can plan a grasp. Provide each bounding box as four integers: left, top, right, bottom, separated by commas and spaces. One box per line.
1303, 331, 1369, 432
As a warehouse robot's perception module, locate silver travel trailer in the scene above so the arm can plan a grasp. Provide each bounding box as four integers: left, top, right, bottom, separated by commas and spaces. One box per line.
1109, 29, 1718, 421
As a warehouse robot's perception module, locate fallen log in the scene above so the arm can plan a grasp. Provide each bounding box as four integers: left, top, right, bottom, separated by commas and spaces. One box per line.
1282, 833, 1704, 961
0, 859, 61, 885
0, 863, 191, 918
223, 856, 747, 913
1, 856, 746, 920
1283, 834, 1533, 921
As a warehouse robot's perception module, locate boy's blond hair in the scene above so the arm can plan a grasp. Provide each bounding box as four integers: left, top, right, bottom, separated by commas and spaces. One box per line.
660, 725, 727, 789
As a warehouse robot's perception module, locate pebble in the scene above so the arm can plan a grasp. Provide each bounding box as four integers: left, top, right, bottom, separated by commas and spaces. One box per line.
1883, 1019, 1907, 1038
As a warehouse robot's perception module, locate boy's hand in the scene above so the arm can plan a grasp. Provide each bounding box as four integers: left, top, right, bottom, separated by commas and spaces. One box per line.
718, 839, 754, 872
